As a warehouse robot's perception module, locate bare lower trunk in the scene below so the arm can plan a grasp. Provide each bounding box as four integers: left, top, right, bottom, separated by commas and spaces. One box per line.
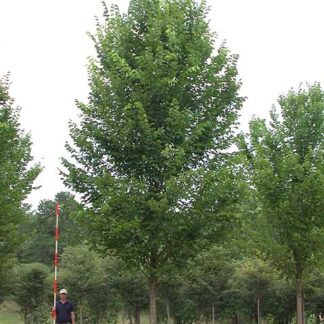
257, 296, 261, 324
80, 306, 83, 324
135, 305, 141, 324
296, 264, 304, 324
122, 304, 125, 324
149, 273, 157, 324
232, 314, 239, 324
302, 291, 305, 324
128, 309, 133, 324
212, 303, 215, 324
166, 301, 171, 324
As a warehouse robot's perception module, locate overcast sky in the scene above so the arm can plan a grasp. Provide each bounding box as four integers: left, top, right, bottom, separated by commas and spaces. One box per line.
1, 0, 323, 208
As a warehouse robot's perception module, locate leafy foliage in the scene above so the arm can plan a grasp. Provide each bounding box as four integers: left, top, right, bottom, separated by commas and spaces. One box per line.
63, 0, 243, 272
240, 83, 324, 323
59, 245, 119, 323
14, 263, 50, 323
107, 257, 148, 322
63, 2, 244, 320
0, 74, 41, 276
241, 84, 324, 269
17, 192, 84, 266
63, 0, 243, 323
0, 257, 17, 304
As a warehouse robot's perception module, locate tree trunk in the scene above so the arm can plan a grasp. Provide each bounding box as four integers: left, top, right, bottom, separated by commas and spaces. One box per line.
128, 309, 133, 324
80, 306, 83, 324
135, 305, 141, 324
302, 291, 305, 324
166, 301, 171, 324
149, 273, 158, 324
296, 263, 304, 324
232, 314, 239, 324
122, 304, 125, 324
257, 296, 261, 324
212, 303, 215, 324
281, 318, 289, 324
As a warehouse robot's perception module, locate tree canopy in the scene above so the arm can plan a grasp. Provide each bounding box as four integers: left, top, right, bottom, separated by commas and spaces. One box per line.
0, 75, 41, 272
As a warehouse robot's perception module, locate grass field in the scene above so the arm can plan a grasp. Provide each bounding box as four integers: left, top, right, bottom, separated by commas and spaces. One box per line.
0, 301, 23, 324
0, 301, 150, 324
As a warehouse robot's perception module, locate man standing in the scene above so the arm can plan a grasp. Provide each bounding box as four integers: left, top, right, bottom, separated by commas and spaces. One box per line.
55, 288, 75, 324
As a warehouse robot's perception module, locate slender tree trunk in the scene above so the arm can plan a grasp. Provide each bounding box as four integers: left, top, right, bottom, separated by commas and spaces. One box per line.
122, 304, 125, 324
232, 314, 239, 324
281, 318, 289, 324
135, 305, 141, 324
80, 306, 83, 324
166, 301, 171, 324
128, 309, 133, 324
149, 272, 158, 324
212, 303, 215, 324
296, 263, 304, 324
257, 296, 261, 324
302, 291, 305, 324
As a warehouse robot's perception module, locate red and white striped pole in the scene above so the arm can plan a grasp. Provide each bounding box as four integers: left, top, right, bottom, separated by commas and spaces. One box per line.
52, 201, 60, 323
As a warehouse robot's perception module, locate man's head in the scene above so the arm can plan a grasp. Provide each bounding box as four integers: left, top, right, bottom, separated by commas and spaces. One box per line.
59, 288, 68, 301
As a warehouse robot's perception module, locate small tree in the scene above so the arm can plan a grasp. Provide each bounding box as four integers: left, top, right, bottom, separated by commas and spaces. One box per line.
233, 258, 275, 324
108, 257, 148, 324
0, 257, 17, 303
304, 269, 324, 322
14, 263, 50, 324
240, 84, 324, 324
59, 245, 118, 323
179, 246, 234, 323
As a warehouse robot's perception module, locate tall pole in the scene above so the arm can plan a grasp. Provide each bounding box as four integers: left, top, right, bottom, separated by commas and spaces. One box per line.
52, 201, 60, 324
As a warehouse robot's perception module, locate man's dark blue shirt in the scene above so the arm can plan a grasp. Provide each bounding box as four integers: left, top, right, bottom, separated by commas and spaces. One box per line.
55, 300, 75, 323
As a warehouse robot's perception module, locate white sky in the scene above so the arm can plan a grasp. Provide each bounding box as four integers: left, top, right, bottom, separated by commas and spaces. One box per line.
0, 0, 323, 208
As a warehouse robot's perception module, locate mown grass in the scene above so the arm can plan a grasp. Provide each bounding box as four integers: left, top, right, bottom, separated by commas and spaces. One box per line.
0, 301, 23, 324
118, 313, 150, 323
0, 301, 150, 324
0, 311, 23, 324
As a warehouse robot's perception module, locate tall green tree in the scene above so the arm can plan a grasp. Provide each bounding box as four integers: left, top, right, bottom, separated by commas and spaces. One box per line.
0, 75, 41, 273
63, 1, 243, 322
240, 84, 324, 324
